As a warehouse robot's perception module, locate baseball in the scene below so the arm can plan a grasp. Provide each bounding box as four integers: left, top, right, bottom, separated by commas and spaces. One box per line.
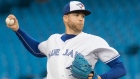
5, 18, 15, 25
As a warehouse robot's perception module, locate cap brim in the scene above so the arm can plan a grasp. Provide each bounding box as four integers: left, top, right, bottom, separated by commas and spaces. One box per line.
66, 10, 91, 16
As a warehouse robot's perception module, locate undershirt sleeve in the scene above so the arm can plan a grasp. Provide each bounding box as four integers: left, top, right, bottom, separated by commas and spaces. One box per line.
15, 28, 46, 57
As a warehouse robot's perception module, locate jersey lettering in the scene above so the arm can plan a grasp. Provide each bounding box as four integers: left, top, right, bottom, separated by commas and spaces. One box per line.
48, 49, 82, 58
48, 49, 60, 58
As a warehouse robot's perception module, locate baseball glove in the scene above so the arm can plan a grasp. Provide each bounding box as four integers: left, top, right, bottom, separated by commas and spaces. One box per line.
71, 54, 98, 79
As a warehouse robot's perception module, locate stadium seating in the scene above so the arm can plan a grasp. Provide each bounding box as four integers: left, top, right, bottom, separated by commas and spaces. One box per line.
0, 0, 140, 79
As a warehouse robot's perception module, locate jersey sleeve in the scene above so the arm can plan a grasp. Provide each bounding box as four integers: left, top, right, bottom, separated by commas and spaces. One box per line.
93, 36, 120, 63
94, 47, 120, 63
38, 40, 48, 56
38, 34, 61, 57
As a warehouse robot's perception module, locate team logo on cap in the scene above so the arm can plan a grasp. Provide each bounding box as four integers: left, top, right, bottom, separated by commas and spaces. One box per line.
76, 3, 84, 9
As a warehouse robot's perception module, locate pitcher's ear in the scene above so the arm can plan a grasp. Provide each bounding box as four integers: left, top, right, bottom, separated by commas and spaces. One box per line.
63, 15, 68, 22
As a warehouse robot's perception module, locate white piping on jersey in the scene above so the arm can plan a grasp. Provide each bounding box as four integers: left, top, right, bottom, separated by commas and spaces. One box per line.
17, 32, 44, 55
105, 54, 120, 64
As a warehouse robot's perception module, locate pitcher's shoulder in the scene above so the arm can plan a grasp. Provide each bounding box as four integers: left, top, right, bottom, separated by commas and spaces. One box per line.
83, 32, 109, 45
48, 33, 62, 39
83, 32, 105, 40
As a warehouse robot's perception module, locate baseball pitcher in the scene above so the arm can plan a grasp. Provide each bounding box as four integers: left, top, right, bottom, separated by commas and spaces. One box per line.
6, 1, 126, 79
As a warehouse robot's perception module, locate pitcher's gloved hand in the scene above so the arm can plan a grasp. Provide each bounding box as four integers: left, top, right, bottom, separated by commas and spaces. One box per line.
71, 54, 98, 79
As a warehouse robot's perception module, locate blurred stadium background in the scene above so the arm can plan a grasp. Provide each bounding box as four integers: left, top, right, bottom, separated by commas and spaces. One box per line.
0, 0, 140, 79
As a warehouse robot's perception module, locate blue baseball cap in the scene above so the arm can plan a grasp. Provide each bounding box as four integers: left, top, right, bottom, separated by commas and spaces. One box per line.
63, 1, 91, 16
